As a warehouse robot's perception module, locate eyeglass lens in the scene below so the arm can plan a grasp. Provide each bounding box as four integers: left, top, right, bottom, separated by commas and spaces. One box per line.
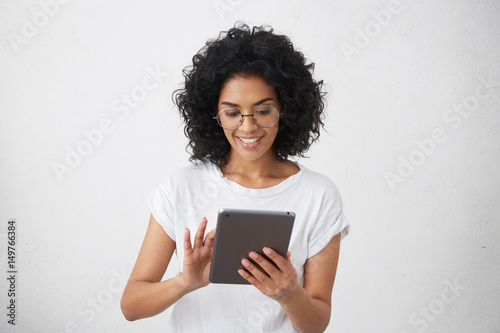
216, 105, 280, 130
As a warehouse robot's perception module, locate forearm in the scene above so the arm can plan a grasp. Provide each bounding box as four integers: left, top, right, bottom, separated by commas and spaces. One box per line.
280, 286, 331, 333
121, 273, 189, 321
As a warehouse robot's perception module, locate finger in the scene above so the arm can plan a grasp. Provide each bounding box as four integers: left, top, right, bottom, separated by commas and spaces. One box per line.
249, 251, 279, 277
238, 269, 261, 287
263, 247, 293, 272
241, 258, 270, 284
184, 228, 193, 255
204, 228, 216, 248
286, 251, 291, 262
193, 217, 207, 248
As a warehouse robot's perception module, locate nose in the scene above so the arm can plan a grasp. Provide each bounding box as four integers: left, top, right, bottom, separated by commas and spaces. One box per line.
238, 113, 258, 132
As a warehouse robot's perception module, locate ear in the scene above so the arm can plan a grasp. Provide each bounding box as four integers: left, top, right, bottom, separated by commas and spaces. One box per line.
279, 106, 286, 117
277, 106, 286, 132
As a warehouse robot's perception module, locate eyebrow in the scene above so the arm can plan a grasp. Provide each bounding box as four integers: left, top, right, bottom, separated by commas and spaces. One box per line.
220, 97, 274, 107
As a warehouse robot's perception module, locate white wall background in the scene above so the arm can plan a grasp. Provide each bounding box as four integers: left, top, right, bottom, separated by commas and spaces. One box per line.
1, 0, 499, 332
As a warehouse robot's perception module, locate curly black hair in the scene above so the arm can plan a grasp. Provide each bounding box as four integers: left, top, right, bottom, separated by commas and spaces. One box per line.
174, 23, 325, 166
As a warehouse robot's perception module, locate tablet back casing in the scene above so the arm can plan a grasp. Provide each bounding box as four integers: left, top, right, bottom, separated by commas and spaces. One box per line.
209, 209, 295, 284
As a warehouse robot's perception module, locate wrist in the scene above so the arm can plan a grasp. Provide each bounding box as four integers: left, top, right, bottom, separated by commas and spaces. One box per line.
279, 283, 307, 308
174, 272, 192, 294
174, 272, 204, 294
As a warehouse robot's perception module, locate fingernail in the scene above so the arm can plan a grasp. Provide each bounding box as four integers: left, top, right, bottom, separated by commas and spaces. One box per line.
241, 259, 250, 267
263, 247, 271, 255
249, 252, 258, 260
238, 269, 245, 276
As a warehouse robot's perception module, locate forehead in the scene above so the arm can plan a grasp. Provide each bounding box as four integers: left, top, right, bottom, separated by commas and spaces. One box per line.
218, 75, 278, 105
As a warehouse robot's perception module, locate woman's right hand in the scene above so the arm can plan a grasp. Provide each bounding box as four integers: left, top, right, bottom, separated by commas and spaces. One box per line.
179, 217, 216, 291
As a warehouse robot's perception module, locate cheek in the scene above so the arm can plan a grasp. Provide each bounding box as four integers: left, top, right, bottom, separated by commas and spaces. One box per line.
223, 129, 233, 141
267, 126, 279, 140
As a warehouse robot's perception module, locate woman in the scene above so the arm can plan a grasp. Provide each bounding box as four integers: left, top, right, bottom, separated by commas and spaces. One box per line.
121, 23, 350, 332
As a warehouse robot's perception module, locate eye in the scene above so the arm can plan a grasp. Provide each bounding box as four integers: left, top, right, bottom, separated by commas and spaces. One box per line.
255, 109, 271, 115
222, 108, 240, 118
255, 105, 274, 115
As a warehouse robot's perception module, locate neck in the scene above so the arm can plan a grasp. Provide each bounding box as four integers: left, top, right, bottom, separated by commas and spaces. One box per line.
222, 149, 279, 178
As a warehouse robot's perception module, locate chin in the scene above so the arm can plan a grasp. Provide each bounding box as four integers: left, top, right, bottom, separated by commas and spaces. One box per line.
231, 145, 275, 163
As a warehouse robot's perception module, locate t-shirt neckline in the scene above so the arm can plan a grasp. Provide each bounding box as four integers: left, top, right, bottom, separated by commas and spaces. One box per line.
207, 161, 306, 197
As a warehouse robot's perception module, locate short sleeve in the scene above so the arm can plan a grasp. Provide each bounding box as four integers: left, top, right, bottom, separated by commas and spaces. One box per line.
307, 211, 350, 259
306, 177, 350, 259
147, 179, 176, 241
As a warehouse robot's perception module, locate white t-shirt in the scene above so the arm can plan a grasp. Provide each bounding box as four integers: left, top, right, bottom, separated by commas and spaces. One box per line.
147, 161, 350, 333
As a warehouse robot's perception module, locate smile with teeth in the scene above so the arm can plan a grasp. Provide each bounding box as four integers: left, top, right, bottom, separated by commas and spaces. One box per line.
238, 136, 262, 144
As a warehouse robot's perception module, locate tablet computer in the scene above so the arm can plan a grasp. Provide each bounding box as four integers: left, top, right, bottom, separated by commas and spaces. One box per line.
209, 208, 295, 284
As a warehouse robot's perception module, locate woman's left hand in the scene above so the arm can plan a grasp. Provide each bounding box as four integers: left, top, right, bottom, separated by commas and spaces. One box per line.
238, 247, 300, 304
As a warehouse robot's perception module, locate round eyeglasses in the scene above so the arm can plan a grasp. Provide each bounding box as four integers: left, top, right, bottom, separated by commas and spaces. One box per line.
213, 104, 282, 130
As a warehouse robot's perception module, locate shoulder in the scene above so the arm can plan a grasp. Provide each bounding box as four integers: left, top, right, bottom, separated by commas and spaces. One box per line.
170, 161, 212, 178
296, 164, 344, 209
156, 161, 216, 188
299, 165, 341, 194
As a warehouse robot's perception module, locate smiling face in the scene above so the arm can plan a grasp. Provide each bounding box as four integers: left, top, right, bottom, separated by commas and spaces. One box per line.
217, 75, 282, 164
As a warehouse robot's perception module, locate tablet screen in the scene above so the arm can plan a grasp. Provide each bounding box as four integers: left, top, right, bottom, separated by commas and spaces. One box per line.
209, 208, 295, 284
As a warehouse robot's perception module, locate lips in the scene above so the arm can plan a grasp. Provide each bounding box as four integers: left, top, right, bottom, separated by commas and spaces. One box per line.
236, 136, 263, 148
238, 137, 261, 144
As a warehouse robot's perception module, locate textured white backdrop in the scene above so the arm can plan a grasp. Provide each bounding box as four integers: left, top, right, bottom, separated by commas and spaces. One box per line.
1, 0, 499, 332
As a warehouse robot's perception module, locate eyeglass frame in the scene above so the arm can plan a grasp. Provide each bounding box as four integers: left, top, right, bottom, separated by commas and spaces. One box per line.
213, 104, 284, 130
